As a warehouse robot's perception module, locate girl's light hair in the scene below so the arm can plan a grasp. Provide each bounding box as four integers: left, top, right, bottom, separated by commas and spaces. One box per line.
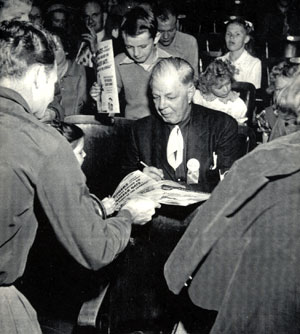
197, 59, 236, 95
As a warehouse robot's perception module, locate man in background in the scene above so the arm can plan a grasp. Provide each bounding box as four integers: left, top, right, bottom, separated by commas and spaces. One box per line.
155, 1, 199, 79
76, 0, 107, 67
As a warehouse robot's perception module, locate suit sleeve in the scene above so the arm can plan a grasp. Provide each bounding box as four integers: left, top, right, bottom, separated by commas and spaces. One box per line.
216, 115, 239, 171
36, 142, 133, 271
121, 122, 141, 177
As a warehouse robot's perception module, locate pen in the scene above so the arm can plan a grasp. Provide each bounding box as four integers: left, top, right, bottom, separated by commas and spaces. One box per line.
140, 161, 164, 180
140, 161, 148, 168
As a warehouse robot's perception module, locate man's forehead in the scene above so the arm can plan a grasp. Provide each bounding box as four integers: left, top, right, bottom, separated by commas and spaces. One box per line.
123, 31, 153, 45
152, 71, 181, 91
84, 2, 101, 14
157, 14, 176, 26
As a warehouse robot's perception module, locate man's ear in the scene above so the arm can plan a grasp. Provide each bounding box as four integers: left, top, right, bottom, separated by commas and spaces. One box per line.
187, 84, 196, 103
32, 65, 47, 91
154, 31, 161, 45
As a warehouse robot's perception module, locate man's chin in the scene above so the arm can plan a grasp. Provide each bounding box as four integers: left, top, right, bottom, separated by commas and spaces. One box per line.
160, 41, 171, 47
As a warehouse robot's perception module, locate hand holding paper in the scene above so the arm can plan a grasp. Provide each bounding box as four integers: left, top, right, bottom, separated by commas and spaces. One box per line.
101, 197, 116, 216
112, 171, 210, 210
90, 82, 101, 102
121, 196, 160, 225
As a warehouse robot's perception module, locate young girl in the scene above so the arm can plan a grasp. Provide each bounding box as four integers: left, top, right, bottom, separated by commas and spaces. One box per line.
52, 121, 116, 217
219, 18, 262, 89
193, 59, 247, 124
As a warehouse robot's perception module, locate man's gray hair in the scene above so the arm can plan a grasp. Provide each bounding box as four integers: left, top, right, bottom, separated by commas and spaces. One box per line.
150, 57, 194, 87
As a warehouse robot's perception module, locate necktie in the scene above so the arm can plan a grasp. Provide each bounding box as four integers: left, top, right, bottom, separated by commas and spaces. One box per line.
167, 125, 184, 170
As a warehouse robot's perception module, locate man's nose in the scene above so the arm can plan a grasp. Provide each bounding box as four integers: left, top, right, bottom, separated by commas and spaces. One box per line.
133, 47, 140, 58
87, 17, 92, 25
162, 31, 169, 39
158, 97, 166, 109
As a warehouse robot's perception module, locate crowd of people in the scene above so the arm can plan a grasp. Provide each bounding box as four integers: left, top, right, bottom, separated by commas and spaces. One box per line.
0, 0, 299, 333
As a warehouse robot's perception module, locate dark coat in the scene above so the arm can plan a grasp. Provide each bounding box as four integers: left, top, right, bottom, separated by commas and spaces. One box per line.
164, 131, 300, 333
122, 103, 239, 193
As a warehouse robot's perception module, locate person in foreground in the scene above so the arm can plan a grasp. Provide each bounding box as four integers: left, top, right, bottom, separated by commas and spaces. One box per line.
0, 21, 158, 334
122, 57, 240, 193
164, 74, 300, 333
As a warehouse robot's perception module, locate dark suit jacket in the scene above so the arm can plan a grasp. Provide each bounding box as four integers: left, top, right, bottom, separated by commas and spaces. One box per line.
164, 132, 300, 333
122, 103, 239, 193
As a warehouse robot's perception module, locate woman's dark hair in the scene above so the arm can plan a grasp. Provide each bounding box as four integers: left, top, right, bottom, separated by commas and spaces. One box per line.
121, 6, 157, 39
0, 20, 55, 79
51, 120, 84, 149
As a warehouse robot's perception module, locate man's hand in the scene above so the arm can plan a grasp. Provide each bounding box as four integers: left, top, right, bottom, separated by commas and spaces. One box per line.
90, 82, 101, 102
40, 108, 57, 123
102, 197, 116, 216
143, 166, 164, 181
82, 25, 97, 54
121, 195, 160, 225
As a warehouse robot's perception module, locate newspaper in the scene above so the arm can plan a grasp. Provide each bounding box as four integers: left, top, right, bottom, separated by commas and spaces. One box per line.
112, 170, 210, 211
96, 39, 120, 114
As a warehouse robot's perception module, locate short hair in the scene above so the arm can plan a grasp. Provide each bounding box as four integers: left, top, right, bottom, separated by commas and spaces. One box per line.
0, 20, 55, 79
51, 121, 84, 149
0, 0, 32, 10
81, 0, 104, 14
150, 57, 194, 88
155, 1, 177, 22
121, 6, 157, 39
198, 59, 236, 95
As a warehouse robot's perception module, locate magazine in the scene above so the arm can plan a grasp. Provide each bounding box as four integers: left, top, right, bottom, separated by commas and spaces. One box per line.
96, 39, 120, 114
112, 170, 210, 211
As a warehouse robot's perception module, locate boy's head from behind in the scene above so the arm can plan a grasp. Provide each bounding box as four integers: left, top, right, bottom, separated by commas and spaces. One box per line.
198, 59, 236, 98
52, 121, 86, 166
120, 6, 160, 64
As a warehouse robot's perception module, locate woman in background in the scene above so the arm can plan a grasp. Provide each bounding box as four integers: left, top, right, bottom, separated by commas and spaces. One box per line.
219, 18, 261, 89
